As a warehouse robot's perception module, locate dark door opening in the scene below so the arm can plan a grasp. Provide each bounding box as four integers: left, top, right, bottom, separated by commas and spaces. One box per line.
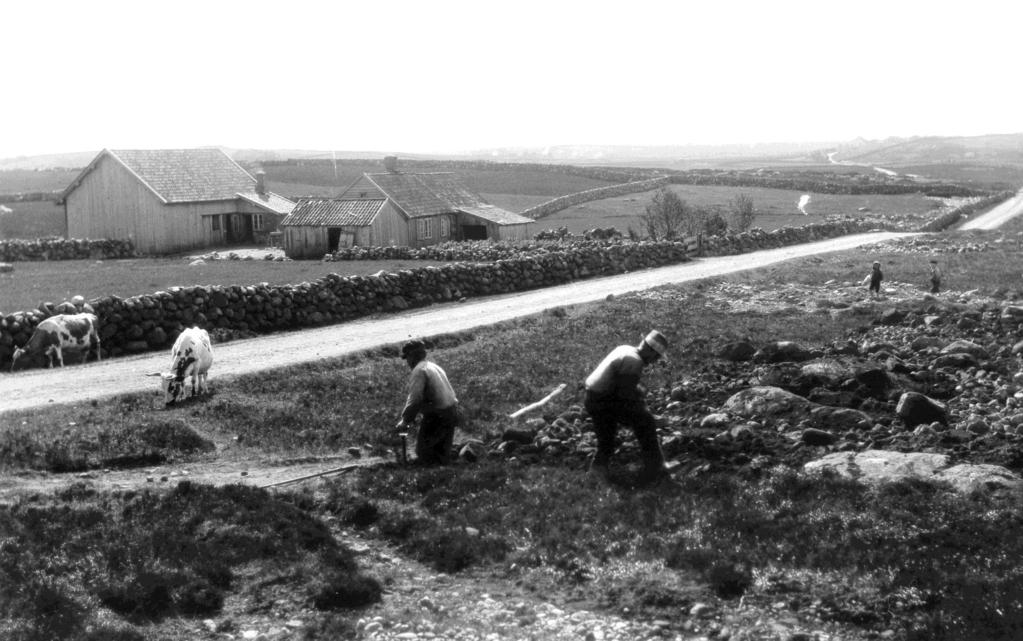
461, 225, 487, 241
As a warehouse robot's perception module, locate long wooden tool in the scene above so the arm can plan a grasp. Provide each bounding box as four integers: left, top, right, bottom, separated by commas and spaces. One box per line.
509, 383, 567, 421
261, 462, 366, 488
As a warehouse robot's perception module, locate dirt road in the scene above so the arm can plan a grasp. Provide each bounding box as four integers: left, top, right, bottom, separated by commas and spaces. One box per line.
1, 231, 916, 414
959, 187, 1023, 230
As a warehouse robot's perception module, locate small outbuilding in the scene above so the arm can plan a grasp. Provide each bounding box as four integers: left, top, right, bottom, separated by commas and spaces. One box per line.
61, 148, 296, 254
280, 157, 534, 257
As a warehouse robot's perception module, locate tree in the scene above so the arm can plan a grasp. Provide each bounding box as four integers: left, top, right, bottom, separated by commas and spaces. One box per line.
730, 193, 756, 232
640, 188, 690, 240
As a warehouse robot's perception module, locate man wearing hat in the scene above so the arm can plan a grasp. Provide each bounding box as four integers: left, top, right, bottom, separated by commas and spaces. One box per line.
396, 339, 460, 465
583, 330, 670, 484
929, 259, 941, 294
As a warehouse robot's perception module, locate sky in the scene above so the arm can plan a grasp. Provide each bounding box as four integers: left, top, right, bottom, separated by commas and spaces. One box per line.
3, 0, 1021, 158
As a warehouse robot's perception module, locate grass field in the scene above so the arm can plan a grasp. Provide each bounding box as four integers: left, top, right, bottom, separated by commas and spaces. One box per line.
0, 199, 65, 239
529, 183, 944, 235
0, 256, 448, 315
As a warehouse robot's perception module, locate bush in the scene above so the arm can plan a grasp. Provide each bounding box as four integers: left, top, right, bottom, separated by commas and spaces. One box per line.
310, 572, 382, 610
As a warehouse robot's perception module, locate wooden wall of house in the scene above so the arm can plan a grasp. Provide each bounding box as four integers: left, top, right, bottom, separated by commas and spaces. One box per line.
369, 201, 409, 247
406, 213, 457, 248
65, 154, 238, 254
338, 176, 385, 199
283, 226, 327, 259
494, 223, 535, 241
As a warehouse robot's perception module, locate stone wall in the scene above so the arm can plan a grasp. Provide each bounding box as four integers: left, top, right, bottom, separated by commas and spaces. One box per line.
521, 178, 669, 220
0, 238, 136, 262
0, 218, 912, 369
916, 191, 1016, 232
1, 240, 691, 366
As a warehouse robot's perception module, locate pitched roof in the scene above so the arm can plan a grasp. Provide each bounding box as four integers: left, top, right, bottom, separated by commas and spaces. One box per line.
457, 204, 535, 226
280, 199, 385, 227
364, 171, 532, 225
61, 148, 297, 212
109, 148, 259, 202
236, 191, 297, 215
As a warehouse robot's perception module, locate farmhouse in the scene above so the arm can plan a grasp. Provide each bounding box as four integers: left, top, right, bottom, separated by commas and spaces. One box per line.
280, 157, 534, 258
62, 148, 296, 254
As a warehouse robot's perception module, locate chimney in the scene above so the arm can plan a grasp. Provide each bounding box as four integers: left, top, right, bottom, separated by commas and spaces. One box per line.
383, 156, 399, 173
255, 170, 266, 195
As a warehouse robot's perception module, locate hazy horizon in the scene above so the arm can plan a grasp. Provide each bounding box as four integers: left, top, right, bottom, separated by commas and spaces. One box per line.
4, 0, 1020, 159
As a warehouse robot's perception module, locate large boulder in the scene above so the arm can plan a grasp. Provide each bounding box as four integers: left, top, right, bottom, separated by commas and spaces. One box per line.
932, 352, 979, 369
718, 340, 756, 362
896, 392, 949, 427
752, 341, 813, 364
722, 386, 813, 420
805, 450, 1023, 494
940, 339, 989, 361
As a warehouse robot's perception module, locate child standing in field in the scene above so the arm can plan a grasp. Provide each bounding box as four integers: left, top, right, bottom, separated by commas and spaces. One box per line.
862, 260, 883, 298
929, 259, 942, 294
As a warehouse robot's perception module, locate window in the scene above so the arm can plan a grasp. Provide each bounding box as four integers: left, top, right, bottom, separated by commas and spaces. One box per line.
417, 219, 433, 240
211, 215, 221, 231
440, 217, 450, 237
253, 214, 264, 231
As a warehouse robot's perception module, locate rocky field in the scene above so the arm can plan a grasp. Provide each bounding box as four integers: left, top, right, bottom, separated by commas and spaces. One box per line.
4, 231, 1023, 641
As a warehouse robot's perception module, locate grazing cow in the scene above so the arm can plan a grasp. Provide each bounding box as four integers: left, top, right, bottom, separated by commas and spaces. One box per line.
155, 327, 213, 405
11, 313, 101, 371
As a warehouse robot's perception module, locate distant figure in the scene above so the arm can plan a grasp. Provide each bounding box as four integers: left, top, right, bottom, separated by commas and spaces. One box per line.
583, 330, 672, 486
929, 260, 942, 294
862, 261, 883, 298
395, 339, 461, 465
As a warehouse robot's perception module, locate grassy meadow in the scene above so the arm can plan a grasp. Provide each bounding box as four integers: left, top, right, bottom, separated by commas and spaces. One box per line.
0, 199, 65, 239
0, 256, 450, 315
529, 184, 944, 235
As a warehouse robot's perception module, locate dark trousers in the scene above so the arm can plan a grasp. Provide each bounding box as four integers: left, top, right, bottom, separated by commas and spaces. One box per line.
584, 391, 664, 471
416, 405, 459, 465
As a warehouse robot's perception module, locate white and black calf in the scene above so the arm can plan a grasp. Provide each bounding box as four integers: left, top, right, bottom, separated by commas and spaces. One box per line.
155, 327, 213, 405
11, 313, 101, 371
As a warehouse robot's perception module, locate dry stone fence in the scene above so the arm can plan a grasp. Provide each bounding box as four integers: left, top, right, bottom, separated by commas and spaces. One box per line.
0, 219, 898, 367
0, 238, 136, 262
521, 177, 669, 220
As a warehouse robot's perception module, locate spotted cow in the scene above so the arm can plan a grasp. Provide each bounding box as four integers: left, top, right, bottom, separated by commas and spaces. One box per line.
158, 327, 214, 405
11, 313, 101, 371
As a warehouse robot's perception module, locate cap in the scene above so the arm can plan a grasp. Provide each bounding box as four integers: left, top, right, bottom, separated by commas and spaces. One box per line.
71, 295, 85, 305
400, 339, 426, 359
872, 261, 881, 266
642, 330, 668, 358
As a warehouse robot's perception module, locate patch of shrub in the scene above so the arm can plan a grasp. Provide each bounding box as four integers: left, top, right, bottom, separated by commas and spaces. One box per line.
310, 572, 382, 610
136, 420, 215, 453
0, 573, 88, 641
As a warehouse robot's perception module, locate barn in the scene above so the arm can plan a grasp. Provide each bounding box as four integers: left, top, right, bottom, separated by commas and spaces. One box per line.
61, 148, 296, 254
281, 157, 534, 258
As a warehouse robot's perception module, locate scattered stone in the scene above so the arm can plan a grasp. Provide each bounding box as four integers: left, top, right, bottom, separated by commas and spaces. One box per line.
896, 392, 949, 427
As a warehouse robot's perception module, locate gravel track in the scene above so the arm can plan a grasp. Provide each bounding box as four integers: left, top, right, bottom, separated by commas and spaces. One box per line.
1, 232, 918, 415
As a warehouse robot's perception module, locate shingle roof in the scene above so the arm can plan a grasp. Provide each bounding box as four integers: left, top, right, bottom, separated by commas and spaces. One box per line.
236, 191, 297, 215
110, 148, 259, 203
457, 204, 535, 226
280, 199, 385, 227
365, 172, 455, 217
365, 172, 533, 226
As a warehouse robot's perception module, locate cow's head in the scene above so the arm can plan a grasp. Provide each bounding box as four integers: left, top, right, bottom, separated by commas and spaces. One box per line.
147, 371, 185, 405
162, 373, 186, 405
